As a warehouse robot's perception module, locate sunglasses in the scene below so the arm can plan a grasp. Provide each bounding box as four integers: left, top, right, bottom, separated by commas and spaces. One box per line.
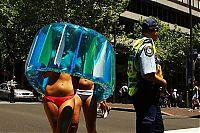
148, 26, 159, 32
149, 28, 159, 32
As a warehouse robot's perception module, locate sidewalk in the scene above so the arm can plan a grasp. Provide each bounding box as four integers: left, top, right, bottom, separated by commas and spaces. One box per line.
108, 103, 200, 118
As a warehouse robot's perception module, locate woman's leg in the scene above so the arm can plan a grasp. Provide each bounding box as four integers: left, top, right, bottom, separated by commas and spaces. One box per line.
83, 95, 97, 133
68, 94, 82, 133
57, 97, 75, 133
102, 100, 110, 118
43, 100, 59, 133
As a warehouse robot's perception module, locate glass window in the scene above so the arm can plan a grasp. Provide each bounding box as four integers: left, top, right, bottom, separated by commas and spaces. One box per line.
194, 0, 199, 9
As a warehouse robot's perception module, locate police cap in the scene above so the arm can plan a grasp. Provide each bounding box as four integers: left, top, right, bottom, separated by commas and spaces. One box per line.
142, 18, 159, 32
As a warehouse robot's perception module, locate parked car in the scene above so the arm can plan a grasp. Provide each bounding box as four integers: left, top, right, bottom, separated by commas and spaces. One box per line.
0, 82, 36, 102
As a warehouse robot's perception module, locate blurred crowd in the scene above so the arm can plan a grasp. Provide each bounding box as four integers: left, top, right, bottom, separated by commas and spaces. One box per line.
117, 81, 200, 110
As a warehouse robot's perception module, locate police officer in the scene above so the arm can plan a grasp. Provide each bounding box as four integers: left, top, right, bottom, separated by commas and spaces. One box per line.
132, 18, 167, 133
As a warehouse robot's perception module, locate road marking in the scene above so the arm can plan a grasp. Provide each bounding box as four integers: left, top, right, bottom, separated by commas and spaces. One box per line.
165, 127, 200, 133
0, 101, 42, 104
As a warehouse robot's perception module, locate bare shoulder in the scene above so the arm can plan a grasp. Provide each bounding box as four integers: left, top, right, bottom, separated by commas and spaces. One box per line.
79, 78, 94, 90
79, 78, 94, 85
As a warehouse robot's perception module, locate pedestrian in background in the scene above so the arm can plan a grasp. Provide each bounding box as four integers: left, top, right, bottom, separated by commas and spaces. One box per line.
119, 83, 128, 104
177, 91, 184, 108
167, 88, 173, 107
129, 18, 167, 133
97, 99, 111, 118
172, 89, 178, 107
10, 86, 15, 103
191, 80, 199, 110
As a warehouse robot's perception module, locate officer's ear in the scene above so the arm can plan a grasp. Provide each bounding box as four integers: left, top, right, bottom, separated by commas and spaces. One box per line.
143, 30, 152, 37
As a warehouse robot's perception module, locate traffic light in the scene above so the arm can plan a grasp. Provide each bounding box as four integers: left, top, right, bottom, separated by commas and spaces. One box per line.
192, 49, 198, 61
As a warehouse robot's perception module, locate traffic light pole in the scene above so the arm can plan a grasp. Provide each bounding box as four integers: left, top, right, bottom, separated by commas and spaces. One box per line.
187, 0, 193, 108
189, 0, 193, 85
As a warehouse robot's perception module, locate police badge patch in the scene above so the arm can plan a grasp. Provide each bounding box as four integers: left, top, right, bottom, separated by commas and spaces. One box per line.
144, 46, 154, 57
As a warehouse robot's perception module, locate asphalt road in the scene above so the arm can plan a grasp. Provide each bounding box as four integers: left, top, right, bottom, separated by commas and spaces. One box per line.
0, 103, 199, 133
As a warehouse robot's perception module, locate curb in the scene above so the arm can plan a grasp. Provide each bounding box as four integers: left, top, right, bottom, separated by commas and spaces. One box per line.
110, 106, 199, 118
111, 107, 135, 112
111, 107, 175, 116
161, 111, 175, 116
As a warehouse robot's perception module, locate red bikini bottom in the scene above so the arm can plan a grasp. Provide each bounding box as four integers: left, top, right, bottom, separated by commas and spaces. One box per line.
43, 95, 74, 107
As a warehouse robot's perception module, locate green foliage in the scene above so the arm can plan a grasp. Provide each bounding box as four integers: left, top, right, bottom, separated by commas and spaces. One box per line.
0, 0, 199, 84
195, 58, 200, 82
193, 23, 200, 51
65, 0, 129, 39
123, 17, 190, 65
193, 23, 200, 82
0, 0, 129, 75
0, 0, 18, 68
156, 22, 190, 64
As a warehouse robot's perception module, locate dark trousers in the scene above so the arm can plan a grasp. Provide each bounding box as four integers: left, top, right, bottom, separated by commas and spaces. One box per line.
135, 104, 164, 133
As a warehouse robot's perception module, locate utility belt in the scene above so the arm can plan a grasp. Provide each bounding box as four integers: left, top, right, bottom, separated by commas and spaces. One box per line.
136, 74, 160, 91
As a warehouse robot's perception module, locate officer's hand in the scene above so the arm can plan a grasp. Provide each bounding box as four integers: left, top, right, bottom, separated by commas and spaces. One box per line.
162, 79, 167, 89
154, 75, 167, 89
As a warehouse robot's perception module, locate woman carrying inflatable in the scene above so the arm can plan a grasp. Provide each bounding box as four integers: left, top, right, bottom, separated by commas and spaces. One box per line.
25, 23, 115, 133
69, 78, 97, 133
42, 72, 78, 133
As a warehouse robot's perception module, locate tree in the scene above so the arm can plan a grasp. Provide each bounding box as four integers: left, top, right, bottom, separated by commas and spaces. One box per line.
193, 23, 200, 52
0, 0, 129, 80
193, 23, 200, 82
0, 0, 18, 77
64, 0, 129, 39
157, 22, 190, 88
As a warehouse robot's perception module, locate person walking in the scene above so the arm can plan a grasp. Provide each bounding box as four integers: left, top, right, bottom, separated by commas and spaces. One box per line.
42, 72, 76, 133
172, 89, 178, 107
119, 83, 129, 104
9, 86, 15, 103
191, 81, 199, 110
129, 18, 167, 133
69, 78, 97, 133
97, 99, 111, 118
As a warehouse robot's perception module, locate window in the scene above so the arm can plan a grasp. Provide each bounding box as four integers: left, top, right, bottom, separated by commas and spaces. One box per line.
194, 0, 199, 9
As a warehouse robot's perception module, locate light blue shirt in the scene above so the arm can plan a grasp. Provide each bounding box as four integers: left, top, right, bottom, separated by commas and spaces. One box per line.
137, 38, 156, 77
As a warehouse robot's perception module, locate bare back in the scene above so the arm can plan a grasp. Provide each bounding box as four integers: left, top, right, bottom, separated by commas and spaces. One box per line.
44, 72, 74, 97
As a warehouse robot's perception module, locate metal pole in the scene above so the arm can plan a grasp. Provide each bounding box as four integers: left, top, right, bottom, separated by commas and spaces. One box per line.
189, 0, 193, 80
113, 21, 117, 103
188, 0, 193, 108
186, 91, 189, 108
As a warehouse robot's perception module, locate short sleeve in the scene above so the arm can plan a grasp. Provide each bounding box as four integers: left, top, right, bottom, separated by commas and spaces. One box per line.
139, 42, 156, 76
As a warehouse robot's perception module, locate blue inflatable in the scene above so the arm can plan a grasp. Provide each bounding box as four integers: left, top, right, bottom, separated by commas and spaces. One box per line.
25, 22, 116, 101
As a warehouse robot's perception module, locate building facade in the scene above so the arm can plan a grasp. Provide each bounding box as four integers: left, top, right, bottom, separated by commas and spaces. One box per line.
121, 0, 200, 34
113, 0, 200, 101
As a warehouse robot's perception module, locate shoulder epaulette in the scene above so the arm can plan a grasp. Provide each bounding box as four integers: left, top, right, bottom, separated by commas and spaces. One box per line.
142, 38, 156, 53
143, 38, 152, 44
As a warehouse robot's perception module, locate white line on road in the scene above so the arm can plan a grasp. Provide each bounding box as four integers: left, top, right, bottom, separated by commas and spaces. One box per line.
0, 101, 42, 104
165, 127, 200, 133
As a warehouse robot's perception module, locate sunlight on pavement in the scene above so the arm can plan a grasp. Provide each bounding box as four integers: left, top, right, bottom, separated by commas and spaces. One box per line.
165, 127, 200, 133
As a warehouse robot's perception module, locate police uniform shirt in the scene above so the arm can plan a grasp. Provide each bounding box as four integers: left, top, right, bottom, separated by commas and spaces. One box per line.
138, 38, 156, 77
